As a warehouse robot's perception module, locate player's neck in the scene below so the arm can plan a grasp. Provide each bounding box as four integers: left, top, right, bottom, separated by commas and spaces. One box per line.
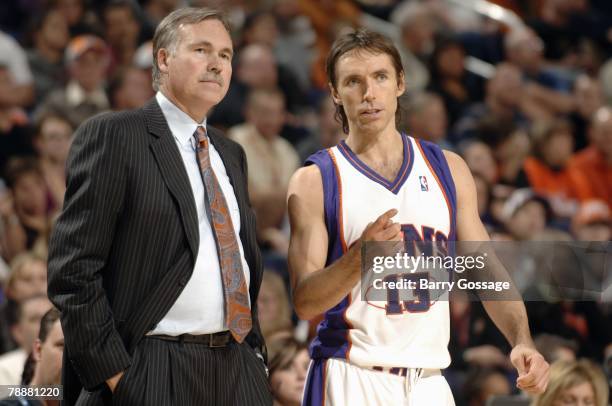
345, 127, 402, 159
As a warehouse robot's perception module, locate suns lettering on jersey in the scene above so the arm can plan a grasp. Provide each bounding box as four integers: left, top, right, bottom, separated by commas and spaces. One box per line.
382, 223, 449, 315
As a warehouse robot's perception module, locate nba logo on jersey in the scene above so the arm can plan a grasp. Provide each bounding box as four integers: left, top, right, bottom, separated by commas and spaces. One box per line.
419, 175, 429, 191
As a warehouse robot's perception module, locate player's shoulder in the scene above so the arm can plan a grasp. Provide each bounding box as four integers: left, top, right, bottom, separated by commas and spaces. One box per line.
288, 162, 323, 195
433, 148, 466, 175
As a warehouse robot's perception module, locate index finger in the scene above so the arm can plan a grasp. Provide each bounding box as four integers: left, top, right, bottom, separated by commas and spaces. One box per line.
374, 209, 399, 226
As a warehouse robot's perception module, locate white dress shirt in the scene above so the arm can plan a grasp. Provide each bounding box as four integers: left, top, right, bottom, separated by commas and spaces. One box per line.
149, 91, 250, 336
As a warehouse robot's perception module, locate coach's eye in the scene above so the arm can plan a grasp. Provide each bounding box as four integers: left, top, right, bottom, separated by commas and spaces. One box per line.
195, 48, 205, 54
348, 78, 360, 86
376, 73, 388, 81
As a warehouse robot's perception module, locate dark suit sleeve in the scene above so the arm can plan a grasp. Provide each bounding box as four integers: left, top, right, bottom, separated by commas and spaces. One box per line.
47, 115, 131, 390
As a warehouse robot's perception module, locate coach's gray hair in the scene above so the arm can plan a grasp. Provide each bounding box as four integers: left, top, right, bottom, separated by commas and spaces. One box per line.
152, 7, 231, 91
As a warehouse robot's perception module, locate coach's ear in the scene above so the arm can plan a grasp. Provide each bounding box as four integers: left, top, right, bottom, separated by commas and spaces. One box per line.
157, 48, 171, 75
329, 82, 342, 106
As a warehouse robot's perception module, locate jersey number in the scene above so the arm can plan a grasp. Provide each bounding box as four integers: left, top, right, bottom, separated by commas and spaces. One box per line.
384, 272, 430, 314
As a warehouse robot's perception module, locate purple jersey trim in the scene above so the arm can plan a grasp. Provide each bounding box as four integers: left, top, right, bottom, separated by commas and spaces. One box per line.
304, 150, 351, 361
336, 133, 414, 194
301, 359, 327, 406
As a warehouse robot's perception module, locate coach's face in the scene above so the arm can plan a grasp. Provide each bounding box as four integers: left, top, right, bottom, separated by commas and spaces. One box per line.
331, 51, 405, 135
160, 19, 233, 121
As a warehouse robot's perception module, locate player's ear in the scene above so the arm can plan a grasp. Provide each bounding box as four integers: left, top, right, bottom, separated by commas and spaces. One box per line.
329, 82, 342, 105
396, 72, 406, 96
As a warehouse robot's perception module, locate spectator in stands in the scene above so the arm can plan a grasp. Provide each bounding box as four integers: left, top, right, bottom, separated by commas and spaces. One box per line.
229, 87, 299, 252
272, 1, 317, 91
267, 334, 309, 406
452, 63, 530, 143
427, 35, 481, 126
36, 35, 110, 129
258, 271, 292, 342
457, 139, 498, 186
241, 11, 279, 49
571, 200, 611, 242
477, 119, 531, 187
33, 113, 73, 211
103, 0, 142, 70
108, 66, 154, 111
388, 2, 435, 91
4, 253, 47, 303
297, 95, 344, 163
209, 43, 277, 129
523, 118, 577, 218
567, 106, 612, 211
0, 295, 51, 385
0, 31, 34, 109
210, 43, 305, 130
0, 308, 63, 405
0, 159, 50, 262
532, 359, 609, 406
403, 91, 449, 145
472, 173, 496, 227
528, 0, 609, 73
141, 0, 181, 33
505, 27, 575, 114
534, 334, 577, 364
53, 0, 90, 36
0, 65, 34, 176
502, 188, 550, 240
0, 311, 63, 405
462, 367, 511, 406
25, 8, 69, 104
570, 75, 604, 151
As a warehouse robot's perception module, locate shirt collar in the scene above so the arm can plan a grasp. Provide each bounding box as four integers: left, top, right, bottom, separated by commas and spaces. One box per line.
156, 91, 207, 147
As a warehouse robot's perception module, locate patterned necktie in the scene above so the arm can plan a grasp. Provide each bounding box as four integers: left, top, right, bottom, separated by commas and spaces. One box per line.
193, 126, 252, 342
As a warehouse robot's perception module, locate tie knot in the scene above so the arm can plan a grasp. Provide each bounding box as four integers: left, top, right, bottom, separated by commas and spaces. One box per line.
194, 126, 208, 148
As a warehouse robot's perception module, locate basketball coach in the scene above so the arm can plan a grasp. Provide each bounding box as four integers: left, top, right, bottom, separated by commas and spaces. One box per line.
47, 8, 272, 406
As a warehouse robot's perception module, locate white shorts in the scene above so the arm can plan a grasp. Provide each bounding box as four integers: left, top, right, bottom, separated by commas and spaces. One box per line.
302, 358, 455, 406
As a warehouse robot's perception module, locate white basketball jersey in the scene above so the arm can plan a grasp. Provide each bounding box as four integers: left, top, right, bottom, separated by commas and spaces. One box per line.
306, 134, 457, 370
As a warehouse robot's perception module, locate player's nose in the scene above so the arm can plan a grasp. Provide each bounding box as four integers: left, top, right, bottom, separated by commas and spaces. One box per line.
363, 78, 376, 102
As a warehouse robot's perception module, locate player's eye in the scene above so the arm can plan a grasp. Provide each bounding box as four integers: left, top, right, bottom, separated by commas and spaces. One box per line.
376, 73, 388, 80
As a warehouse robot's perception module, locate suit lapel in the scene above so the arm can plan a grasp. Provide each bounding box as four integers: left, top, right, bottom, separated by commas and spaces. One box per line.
143, 99, 200, 261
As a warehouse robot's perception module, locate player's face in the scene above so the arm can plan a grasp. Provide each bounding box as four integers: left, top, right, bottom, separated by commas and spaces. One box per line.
331, 50, 405, 135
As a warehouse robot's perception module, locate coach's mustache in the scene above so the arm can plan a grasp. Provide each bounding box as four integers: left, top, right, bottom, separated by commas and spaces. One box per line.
199, 74, 223, 87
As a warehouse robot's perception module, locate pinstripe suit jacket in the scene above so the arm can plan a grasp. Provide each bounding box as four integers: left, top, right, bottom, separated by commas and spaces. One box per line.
47, 98, 266, 405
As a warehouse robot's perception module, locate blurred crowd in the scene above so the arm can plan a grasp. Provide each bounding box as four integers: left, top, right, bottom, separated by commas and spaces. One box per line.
0, 0, 610, 405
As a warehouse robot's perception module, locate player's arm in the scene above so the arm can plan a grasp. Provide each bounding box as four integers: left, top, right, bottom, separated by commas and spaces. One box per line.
287, 166, 400, 320
445, 150, 549, 394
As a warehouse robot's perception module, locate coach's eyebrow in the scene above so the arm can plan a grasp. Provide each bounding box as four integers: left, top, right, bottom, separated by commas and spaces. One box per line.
190, 40, 233, 58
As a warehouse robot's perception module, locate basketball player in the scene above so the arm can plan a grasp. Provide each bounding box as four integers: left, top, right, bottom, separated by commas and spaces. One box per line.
287, 29, 550, 405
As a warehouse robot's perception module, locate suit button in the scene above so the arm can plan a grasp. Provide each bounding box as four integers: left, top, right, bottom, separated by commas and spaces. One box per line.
178, 275, 189, 286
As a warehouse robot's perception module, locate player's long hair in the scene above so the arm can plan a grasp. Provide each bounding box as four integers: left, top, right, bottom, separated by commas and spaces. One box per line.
326, 29, 405, 134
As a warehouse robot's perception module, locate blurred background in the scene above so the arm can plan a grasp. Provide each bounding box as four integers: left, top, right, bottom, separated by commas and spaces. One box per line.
0, 0, 610, 405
